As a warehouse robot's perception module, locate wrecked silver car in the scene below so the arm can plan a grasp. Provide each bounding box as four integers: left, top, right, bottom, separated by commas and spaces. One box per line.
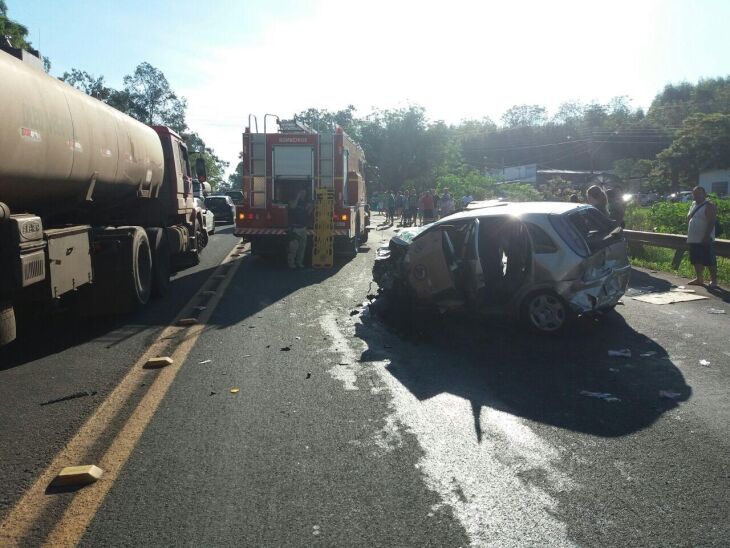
372, 202, 630, 333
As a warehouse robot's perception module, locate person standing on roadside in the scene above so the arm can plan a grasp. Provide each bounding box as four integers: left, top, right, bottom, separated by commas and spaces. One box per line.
687, 186, 719, 288
287, 189, 312, 269
606, 188, 626, 227
420, 190, 435, 225
440, 188, 455, 217
586, 185, 609, 217
431, 189, 440, 220
385, 190, 396, 224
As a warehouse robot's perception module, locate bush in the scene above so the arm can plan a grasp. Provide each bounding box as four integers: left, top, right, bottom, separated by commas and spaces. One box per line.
625, 195, 730, 235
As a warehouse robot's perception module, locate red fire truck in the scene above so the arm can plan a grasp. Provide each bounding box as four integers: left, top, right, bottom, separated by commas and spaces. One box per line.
234, 118, 369, 258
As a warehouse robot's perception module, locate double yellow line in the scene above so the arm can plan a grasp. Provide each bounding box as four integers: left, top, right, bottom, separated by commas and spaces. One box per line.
0, 242, 247, 547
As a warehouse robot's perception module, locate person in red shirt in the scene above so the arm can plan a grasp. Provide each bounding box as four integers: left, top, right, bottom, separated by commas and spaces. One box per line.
420, 191, 435, 225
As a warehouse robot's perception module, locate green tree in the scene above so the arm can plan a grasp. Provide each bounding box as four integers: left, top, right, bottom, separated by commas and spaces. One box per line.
227, 159, 244, 189
501, 104, 547, 128
655, 113, 730, 186
122, 62, 187, 133
60, 69, 112, 100
183, 131, 228, 190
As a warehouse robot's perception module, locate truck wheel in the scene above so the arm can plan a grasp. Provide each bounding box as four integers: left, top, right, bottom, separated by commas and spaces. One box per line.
147, 228, 171, 298
0, 302, 17, 346
119, 228, 153, 308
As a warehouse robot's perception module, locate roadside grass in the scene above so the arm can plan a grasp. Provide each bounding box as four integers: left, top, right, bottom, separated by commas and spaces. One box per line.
629, 245, 730, 285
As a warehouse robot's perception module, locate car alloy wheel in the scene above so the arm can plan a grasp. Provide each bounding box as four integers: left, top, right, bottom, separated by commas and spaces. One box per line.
526, 292, 567, 333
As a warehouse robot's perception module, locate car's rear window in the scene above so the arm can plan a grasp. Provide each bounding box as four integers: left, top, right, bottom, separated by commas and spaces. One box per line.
565, 208, 619, 253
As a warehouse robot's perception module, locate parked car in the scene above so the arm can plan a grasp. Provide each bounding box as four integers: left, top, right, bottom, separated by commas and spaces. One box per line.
205, 195, 236, 224
194, 197, 216, 235
225, 190, 244, 205
372, 201, 630, 333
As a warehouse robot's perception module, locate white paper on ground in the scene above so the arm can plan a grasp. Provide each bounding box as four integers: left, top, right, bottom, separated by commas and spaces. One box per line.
632, 292, 709, 305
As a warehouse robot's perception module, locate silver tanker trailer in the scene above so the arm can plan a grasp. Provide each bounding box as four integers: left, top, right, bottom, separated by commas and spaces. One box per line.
0, 44, 210, 346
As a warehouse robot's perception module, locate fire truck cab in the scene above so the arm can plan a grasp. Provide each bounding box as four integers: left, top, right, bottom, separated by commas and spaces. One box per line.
234, 118, 369, 258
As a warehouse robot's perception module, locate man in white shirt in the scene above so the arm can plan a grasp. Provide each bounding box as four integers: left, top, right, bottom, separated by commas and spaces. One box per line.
686, 186, 718, 288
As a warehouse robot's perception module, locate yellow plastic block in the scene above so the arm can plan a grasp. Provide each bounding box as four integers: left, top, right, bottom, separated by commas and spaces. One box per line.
144, 356, 173, 369
51, 465, 104, 487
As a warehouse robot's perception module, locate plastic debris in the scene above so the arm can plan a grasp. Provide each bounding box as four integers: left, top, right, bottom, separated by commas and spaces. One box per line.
699, 359, 711, 367
708, 308, 726, 314
144, 356, 173, 369
280, 346, 291, 351
640, 351, 657, 358
50, 465, 104, 487
608, 349, 632, 358
199, 359, 212, 364
349, 310, 360, 316
580, 390, 621, 402
670, 288, 695, 293
209, 391, 216, 396
306, 372, 312, 379
177, 318, 197, 326
40, 390, 96, 406
659, 390, 682, 400
230, 388, 240, 394
295, 336, 301, 340
617, 300, 624, 305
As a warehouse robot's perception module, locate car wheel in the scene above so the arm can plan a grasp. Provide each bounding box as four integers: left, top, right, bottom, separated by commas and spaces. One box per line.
521, 291, 569, 334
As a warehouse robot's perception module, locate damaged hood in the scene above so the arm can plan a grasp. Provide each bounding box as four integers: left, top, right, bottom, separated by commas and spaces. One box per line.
391, 225, 427, 246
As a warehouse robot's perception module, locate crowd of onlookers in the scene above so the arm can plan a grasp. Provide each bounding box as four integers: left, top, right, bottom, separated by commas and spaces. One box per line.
370, 188, 475, 227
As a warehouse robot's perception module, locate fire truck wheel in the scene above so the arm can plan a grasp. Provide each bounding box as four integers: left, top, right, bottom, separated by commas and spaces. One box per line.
0, 302, 17, 346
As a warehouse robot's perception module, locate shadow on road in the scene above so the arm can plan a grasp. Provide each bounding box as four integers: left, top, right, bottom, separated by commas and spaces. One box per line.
0, 225, 347, 370
356, 308, 691, 439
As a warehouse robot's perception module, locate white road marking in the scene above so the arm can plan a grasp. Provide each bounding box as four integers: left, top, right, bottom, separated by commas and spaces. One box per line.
322, 313, 575, 547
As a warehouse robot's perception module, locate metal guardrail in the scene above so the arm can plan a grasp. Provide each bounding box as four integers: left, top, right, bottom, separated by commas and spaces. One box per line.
623, 229, 730, 268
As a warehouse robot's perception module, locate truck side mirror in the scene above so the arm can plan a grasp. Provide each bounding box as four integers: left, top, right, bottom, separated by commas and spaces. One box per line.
195, 158, 208, 182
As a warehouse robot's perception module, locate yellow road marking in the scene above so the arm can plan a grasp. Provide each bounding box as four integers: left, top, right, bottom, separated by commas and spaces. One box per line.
0, 243, 246, 547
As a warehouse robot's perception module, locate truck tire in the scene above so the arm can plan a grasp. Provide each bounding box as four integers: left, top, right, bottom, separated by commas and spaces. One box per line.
0, 302, 17, 346
119, 228, 153, 309
147, 228, 171, 298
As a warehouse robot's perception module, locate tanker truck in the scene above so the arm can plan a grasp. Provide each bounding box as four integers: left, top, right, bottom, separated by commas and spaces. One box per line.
0, 45, 210, 346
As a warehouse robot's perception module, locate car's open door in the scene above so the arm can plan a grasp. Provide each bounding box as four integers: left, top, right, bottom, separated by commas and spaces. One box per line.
476, 216, 534, 307
405, 226, 461, 305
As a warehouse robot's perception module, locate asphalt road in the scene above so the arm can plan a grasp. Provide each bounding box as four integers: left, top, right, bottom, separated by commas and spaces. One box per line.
1, 219, 729, 547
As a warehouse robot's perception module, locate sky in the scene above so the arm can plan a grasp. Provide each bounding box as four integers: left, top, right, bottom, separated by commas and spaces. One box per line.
10, 0, 730, 175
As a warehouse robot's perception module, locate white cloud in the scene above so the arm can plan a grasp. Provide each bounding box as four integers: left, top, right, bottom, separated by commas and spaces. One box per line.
180, 0, 663, 173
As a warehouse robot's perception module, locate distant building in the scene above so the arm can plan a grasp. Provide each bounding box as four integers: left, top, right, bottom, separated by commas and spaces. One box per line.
489, 164, 619, 189
699, 169, 730, 196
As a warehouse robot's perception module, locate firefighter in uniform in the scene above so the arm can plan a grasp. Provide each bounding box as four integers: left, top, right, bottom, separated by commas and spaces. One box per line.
287, 189, 312, 268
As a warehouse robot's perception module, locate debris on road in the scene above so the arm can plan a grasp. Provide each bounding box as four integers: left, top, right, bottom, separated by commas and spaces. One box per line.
144, 356, 173, 369
209, 391, 216, 396
50, 465, 104, 487
349, 310, 360, 316
194, 305, 207, 311
640, 351, 657, 358
198, 359, 212, 364
306, 372, 312, 379
580, 390, 621, 402
670, 288, 695, 293
699, 359, 711, 367
40, 390, 97, 406
659, 390, 682, 400
632, 291, 709, 305
177, 318, 198, 326
280, 346, 291, 351
608, 349, 632, 358
708, 308, 726, 314
230, 388, 240, 394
